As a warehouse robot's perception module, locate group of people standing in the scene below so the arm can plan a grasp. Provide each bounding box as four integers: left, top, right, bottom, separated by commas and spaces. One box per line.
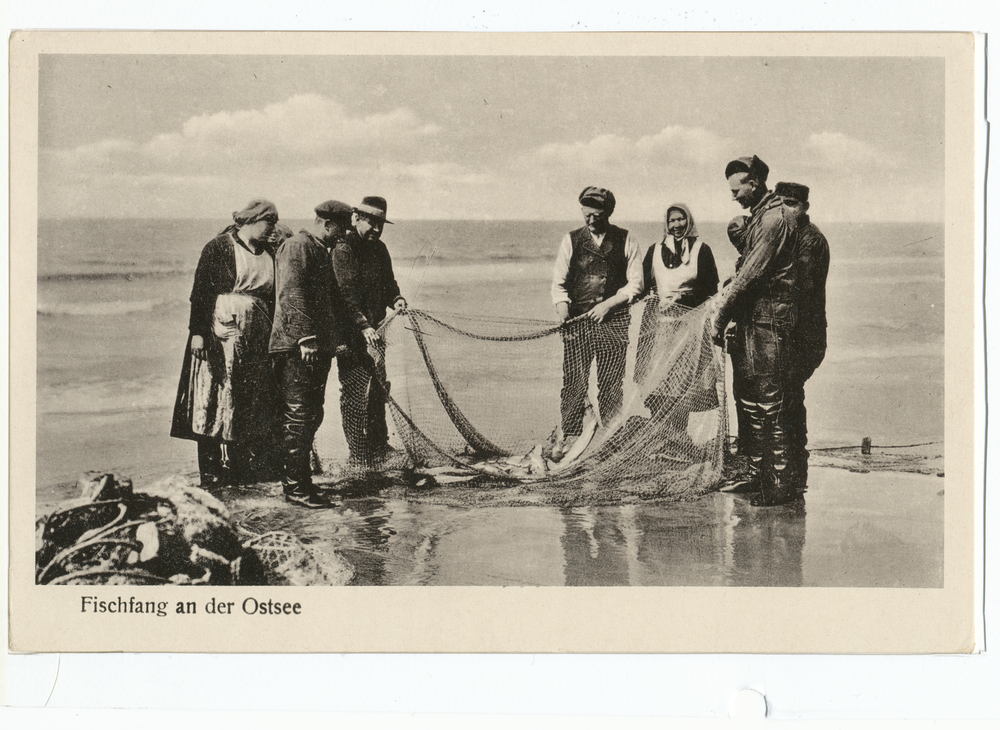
551, 154, 829, 507
171, 196, 406, 509
170, 153, 827, 511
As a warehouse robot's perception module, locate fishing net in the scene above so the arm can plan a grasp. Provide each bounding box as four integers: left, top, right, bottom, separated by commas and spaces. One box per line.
240, 530, 353, 586
329, 295, 728, 502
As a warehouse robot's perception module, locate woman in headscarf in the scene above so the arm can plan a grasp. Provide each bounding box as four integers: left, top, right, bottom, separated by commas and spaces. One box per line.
634, 203, 720, 437
171, 199, 280, 488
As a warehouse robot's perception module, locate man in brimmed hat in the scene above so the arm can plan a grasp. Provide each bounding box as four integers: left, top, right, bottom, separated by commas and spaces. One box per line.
333, 195, 407, 468
774, 181, 830, 493
550, 186, 644, 455
268, 199, 354, 508
713, 155, 802, 507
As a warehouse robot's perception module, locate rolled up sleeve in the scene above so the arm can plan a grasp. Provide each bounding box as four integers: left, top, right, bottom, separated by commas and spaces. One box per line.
617, 232, 645, 303
550, 232, 574, 306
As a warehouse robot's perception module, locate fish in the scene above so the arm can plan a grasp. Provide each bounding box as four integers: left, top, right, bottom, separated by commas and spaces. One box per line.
549, 414, 598, 472
419, 465, 477, 477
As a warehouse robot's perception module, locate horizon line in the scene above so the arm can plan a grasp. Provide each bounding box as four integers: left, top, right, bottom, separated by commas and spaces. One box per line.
36, 216, 947, 225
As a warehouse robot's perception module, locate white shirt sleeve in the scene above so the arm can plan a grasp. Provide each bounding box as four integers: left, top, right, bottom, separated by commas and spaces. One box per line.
616, 231, 645, 303
550, 232, 574, 306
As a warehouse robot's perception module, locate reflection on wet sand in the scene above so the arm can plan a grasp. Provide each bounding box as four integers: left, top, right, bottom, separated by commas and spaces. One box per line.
227, 467, 941, 587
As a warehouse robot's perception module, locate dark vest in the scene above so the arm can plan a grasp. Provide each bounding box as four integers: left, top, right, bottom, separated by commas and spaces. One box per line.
565, 224, 629, 307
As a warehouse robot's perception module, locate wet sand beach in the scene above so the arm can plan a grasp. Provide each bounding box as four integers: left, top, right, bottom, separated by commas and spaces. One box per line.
37, 446, 943, 588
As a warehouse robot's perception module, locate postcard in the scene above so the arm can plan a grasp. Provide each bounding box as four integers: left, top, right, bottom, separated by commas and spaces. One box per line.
9, 31, 979, 653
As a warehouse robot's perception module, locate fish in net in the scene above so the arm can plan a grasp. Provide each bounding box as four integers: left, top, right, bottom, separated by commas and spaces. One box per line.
323, 295, 727, 503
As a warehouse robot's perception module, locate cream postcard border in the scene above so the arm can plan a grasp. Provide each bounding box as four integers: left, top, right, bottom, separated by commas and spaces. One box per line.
8, 31, 977, 654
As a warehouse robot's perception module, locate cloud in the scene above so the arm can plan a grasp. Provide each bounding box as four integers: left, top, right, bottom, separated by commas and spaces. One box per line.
42, 93, 443, 178
39, 94, 465, 216
802, 131, 882, 170
536, 125, 730, 169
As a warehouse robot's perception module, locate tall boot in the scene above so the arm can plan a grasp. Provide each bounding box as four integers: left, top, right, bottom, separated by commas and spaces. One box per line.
197, 439, 226, 489
720, 397, 764, 493
280, 413, 329, 509
751, 396, 800, 507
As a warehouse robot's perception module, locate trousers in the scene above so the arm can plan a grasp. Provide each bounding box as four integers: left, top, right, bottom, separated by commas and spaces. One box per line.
272, 352, 332, 492
730, 320, 797, 497
337, 344, 390, 467
560, 308, 630, 436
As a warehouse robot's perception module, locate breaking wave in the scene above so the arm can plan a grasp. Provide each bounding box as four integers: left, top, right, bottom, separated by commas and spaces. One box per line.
38, 299, 168, 317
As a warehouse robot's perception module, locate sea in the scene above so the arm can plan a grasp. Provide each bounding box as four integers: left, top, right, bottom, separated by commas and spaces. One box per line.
34, 218, 945, 586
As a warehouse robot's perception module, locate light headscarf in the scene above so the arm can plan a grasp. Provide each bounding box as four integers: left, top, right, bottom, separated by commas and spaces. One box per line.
660, 202, 700, 265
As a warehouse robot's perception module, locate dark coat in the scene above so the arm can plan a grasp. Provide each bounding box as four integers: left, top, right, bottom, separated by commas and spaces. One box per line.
268, 230, 342, 354
172, 231, 276, 441
187, 232, 239, 338
715, 192, 798, 338
333, 230, 403, 348
791, 217, 830, 379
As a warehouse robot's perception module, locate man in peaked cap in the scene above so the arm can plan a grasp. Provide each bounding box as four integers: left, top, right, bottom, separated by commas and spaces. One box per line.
333, 196, 407, 468
550, 186, 644, 457
713, 156, 803, 507
774, 181, 830, 493
268, 199, 353, 508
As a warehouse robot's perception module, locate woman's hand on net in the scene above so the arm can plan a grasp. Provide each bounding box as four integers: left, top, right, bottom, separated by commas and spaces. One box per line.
190, 335, 206, 360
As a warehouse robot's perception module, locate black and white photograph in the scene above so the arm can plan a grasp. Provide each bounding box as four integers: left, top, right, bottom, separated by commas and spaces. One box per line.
9, 31, 977, 654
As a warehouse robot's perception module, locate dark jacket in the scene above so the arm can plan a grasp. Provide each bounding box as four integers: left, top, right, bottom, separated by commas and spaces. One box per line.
188, 232, 243, 338
640, 240, 719, 309
714, 192, 798, 340
333, 230, 404, 347
564, 224, 630, 306
268, 230, 341, 354
792, 217, 830, 378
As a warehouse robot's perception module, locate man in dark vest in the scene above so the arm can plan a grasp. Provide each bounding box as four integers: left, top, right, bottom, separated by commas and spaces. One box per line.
269, 200, 353, 508
551, 186, 644, 458
333, 196, 407, 469
712, 156, 801, 506
774, 181, 830, 493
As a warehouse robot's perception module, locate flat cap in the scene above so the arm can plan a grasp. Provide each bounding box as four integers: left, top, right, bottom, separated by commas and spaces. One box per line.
578, 186, 616, 215
774, 181, 810, 203
724, 155, 770, 183
315, 200, 354, 223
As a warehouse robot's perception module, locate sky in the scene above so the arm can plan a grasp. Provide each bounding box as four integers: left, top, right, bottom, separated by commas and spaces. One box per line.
37, 54, 945, 222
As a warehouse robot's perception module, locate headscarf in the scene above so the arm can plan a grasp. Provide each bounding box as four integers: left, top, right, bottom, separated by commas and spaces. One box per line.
219, 199, 279, 237
233, 199, 278, 226
659, 202, 700, 266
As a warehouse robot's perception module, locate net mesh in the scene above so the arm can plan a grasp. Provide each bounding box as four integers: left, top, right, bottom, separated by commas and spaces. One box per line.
327, 295, 727, 503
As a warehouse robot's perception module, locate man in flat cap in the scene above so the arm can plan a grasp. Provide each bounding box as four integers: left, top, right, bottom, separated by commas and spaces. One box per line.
269, 199, 353, 508
333, 196, 407, 468
551, 186, 644, 457
713, 156, 802, 506
774, 181, 830, 493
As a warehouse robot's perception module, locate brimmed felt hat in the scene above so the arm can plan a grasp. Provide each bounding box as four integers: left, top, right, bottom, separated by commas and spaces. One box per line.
774, 181, 810, 203
315, 199, 354, 224
724, 155, 770, 183
354, 196, 393, 225
578, 186, 616, 215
